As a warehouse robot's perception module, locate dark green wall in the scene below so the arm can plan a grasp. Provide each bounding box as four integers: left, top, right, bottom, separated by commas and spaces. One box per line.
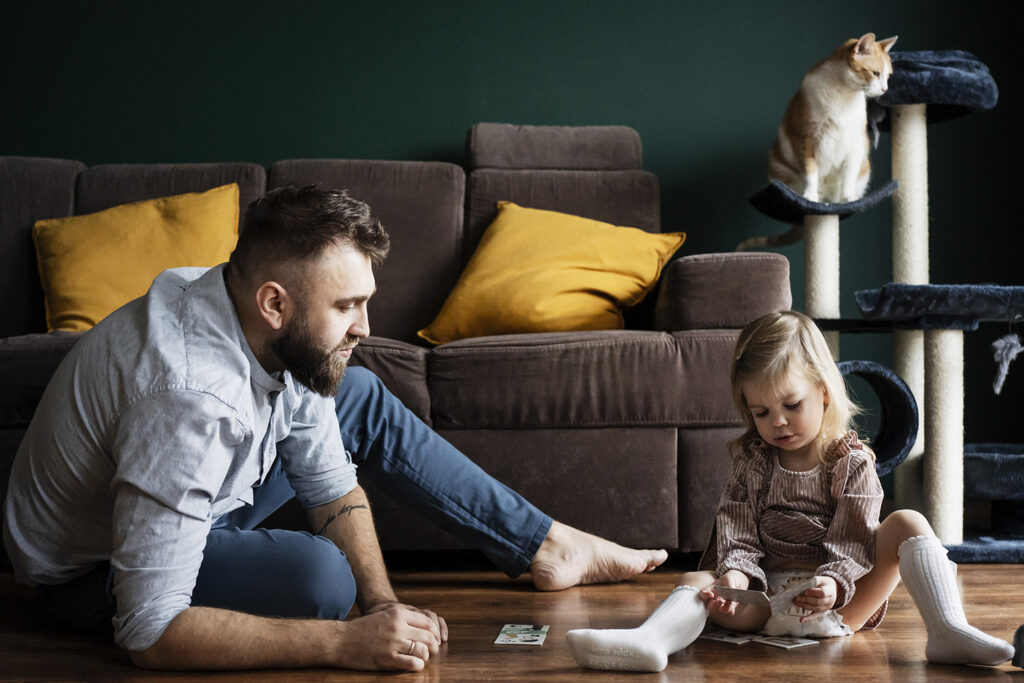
3, 1, 1022, 441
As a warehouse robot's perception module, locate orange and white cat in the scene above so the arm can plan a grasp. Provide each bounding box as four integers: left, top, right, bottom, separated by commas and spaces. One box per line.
770, 32, 897, 203
738, 33, 897, 251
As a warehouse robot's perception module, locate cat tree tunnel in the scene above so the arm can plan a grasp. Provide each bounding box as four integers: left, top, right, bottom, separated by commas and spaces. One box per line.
748, 49, 1000, 546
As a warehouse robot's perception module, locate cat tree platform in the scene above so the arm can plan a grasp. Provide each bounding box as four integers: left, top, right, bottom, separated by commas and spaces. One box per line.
875, 50, 999, 128
957, 444, 1024, 562
855, 284, 1024, 546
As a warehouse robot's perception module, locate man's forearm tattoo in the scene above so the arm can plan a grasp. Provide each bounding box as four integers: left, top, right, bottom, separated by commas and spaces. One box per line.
316, 504, 368, 536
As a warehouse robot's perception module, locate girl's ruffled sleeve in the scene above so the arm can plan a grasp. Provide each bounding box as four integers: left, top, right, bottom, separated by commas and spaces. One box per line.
712, 446, 769, 591
817, 437, 883, 608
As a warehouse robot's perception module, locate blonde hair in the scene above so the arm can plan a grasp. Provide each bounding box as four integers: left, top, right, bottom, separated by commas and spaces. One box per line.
729, 311, 860, 463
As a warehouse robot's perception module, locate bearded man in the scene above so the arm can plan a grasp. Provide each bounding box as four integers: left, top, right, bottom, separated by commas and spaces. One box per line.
3, 185, 665, 673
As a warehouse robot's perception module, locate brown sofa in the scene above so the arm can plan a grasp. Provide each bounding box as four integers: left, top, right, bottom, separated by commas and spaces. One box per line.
0, 124, 791, 570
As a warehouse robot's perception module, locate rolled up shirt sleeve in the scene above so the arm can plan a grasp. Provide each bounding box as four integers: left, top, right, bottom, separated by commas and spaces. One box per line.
109, 390, 246, 652
277, 389, 358, 508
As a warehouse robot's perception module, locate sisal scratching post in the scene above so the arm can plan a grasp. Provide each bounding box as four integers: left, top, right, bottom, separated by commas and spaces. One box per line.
803, 213, 841, 359
891, 103, 929, 513
924, 329, 964, 544
892, 331, 925, 511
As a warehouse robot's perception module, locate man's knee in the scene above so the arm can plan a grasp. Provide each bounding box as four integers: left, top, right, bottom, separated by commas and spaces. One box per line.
196, 529, 356, 620
286, 533, 357, 620
338, 366, 384, 401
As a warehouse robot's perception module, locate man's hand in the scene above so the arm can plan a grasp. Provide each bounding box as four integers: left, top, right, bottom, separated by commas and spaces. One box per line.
131, 604, 444, 672
365, 600, 449, 644
333, 604, 444, 671
793, 575, 837, 621
698, 569, 750, 616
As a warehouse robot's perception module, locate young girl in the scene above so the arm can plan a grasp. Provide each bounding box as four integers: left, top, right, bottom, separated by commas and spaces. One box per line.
567, 311, 1015, 672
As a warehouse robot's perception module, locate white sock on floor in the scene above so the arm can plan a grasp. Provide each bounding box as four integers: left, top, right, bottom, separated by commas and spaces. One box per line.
898, 534, 1014, 666
565, 585, 708, 672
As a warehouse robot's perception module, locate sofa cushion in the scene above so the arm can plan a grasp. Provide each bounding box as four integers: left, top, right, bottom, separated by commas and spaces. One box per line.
349, 337, 430, 425
0, 332, 81, 427
465, 168, 661, 265
654, 253, 793, 331
428, 329, 741, 429
33, 184, 240, 332
268, 160, 465, 345
75, 162, 266, 217
0, 157, 86, 338
466, 123, 644, 171
418, 202, 684, 345
362, 427, 678, 550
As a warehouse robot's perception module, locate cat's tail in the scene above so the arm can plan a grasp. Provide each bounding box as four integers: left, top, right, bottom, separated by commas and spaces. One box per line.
735, 223, 804, 251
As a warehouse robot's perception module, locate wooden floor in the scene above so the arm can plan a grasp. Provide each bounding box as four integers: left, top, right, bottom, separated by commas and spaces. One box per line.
1, 558, 1021, 681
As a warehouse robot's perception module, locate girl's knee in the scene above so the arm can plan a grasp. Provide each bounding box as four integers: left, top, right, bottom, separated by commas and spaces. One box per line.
880, 509, 934, 539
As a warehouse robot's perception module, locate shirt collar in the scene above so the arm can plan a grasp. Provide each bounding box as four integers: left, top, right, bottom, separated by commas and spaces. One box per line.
214, 265, 287, 394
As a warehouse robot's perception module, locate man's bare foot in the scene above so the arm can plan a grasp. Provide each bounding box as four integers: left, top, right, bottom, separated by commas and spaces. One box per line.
529, 521, 668, 591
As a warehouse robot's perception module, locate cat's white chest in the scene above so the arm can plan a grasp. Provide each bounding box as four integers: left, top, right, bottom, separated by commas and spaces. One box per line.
809, 91, 867, 173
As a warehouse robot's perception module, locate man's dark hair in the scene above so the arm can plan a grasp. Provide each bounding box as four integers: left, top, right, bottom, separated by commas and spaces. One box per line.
229, 185, 390, 282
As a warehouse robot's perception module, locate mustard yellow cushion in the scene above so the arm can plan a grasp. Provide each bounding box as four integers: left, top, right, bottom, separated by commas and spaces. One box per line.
418, 201, 685, 344
33, 183, 240, 332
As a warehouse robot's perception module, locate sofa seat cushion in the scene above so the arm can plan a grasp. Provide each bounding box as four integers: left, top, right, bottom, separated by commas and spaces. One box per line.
428, 329, 741, 429
362, 427, 678, 550
349, 337, 430, 425
0, 332, 81, 427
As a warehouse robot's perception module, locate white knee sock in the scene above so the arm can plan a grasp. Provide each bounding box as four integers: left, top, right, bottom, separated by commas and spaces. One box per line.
898, 535, 1014, 666
565, 585, 708, 672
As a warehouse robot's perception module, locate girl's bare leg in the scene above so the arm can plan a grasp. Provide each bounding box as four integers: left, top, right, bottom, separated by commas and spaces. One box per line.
838, 508, 929, 629
841, 509, 1013, 666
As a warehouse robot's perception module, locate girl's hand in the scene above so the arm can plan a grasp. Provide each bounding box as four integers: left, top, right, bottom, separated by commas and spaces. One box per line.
698, 570, 750, 616
792, 576, 837, 620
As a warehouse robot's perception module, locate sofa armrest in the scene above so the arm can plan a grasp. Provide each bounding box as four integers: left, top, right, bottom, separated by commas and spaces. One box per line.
0, 332, 82, 428
654, 253, 791, 330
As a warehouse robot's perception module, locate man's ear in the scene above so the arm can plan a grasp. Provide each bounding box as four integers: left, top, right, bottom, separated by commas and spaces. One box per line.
255, 281, 290, 331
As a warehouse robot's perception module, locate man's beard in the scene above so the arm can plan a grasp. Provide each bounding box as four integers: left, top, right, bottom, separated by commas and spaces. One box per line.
271, 317, 358, 398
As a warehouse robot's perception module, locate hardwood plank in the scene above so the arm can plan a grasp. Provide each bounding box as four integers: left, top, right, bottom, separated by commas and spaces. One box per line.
2, 564, 1021, 680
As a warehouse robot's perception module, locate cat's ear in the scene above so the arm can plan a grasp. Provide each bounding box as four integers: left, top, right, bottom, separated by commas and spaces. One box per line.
855, 33, 877, 55
878, 36, 898, 53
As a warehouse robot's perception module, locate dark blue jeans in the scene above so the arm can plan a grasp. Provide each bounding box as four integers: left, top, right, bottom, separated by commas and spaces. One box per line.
39, 367, 551, 636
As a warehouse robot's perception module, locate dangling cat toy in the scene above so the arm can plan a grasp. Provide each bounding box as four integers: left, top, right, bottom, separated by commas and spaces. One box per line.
739, 32, 897, 251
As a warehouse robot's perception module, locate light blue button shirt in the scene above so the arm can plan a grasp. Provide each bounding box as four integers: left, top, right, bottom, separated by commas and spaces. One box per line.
2, 265, 358, 651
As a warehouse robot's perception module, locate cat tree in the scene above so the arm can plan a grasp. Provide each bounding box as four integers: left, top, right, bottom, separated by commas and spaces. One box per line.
748, 49, 1000, 546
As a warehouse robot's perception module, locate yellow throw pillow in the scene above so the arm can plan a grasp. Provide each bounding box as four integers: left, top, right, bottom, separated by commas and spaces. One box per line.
33, 183, 240, 332
418, 201, 685, 344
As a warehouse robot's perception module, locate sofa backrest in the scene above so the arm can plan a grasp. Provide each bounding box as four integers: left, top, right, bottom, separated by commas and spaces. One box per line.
1, 127, 657, 343
75, 162, 267, 217
0, 159, 268, 338
268, 160, 466, 344
464, 123, 661, 266
0, 157, 86, 338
